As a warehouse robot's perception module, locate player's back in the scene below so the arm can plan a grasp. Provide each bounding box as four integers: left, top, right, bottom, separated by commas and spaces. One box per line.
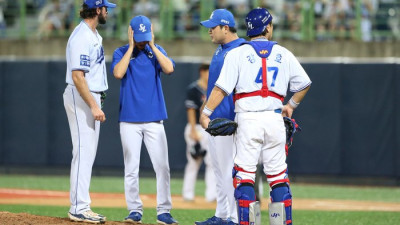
218, 42, 310, 112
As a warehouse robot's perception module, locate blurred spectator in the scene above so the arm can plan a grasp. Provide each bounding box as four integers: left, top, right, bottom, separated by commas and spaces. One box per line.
37, 0, 72, 39
132, 0, 160, 34
132, 0, 159, 17
173, 0, 188, 38
185, 0, 200, 31
360, 0, 377, 42
0, 0, 6, 38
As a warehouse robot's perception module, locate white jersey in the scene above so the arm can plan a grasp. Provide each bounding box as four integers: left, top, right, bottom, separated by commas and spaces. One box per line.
66, 21, 108, 92
215, 41, 311, 113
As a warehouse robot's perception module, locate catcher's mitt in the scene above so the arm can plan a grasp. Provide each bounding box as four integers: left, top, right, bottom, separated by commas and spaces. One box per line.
283, 117, 302, 155
205, 118, 238, 136
189, 142, 206, 159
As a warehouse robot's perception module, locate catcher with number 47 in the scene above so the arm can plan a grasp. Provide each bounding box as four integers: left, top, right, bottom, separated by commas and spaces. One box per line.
200, 7, 311, 225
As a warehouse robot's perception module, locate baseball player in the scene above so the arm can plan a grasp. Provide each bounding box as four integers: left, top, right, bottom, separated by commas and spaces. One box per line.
200, 7, 312, 225
182, 63, 216, 203
195, 9, 246, 225
111, 15, 178, 225
63, 0, 116, 223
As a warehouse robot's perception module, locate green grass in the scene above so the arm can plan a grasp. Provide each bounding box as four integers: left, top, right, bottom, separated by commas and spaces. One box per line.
0, 205, 399, 225
1, 175, 400, 225
1, 175, 400, 202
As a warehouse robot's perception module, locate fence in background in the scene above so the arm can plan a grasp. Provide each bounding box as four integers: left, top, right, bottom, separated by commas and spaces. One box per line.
0, 0, 399, 41
0, 60, 399, 178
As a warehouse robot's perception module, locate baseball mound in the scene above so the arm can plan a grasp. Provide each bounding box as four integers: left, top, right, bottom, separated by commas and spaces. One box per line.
0, 211, 156, 225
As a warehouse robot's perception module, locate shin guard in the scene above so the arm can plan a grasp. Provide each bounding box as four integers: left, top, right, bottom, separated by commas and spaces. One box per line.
234, 184, 256, 225
269, 183, 292, 225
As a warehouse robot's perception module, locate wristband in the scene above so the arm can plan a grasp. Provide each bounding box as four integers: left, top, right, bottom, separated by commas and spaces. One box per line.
288, 98, 299, 109
202, 106, 213, 116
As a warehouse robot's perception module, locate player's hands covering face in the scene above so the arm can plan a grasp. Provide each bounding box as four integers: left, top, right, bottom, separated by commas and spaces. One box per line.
128, 26, 135, 48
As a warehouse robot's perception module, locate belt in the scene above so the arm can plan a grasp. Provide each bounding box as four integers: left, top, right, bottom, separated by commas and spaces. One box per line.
274, 109, 282, 114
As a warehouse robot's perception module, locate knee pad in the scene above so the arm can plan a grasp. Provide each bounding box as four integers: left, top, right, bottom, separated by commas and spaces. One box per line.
232, 164, 256, 188
270, 183, 292, 225
234, 183, 256, 225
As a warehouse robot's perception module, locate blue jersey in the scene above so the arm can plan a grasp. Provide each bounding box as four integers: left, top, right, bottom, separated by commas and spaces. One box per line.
111, 44, 175, 122
208, 38, 246, 120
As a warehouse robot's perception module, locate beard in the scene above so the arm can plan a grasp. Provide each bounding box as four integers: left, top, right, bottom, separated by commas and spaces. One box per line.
98, 13, 107, 24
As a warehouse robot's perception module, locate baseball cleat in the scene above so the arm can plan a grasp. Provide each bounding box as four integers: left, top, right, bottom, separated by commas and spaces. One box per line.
124, 212, 142, 224
194, 216, 227, 225
157, 213, 179, 225
68, 210, 106, 224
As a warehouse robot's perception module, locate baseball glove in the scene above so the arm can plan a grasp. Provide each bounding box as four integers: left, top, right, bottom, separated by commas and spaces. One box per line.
283, 117, 302, 155
189, 142, 206, 160
205, 118, 238, 136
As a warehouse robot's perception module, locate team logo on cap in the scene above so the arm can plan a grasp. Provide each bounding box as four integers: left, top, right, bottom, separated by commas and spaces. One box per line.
95, 0, 102, 6
247, 22, 254, 29
221, 19, 229, 24
139, 24, 146, 32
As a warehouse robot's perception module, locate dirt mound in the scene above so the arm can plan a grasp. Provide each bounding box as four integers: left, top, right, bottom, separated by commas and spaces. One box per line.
0, 212, 156, 225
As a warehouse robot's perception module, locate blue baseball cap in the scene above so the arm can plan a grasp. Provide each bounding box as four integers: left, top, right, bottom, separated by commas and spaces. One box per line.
84, 0, 116, 9
130, 16, 152, 42
245, 8, 273, 37
200, 9, 236, 28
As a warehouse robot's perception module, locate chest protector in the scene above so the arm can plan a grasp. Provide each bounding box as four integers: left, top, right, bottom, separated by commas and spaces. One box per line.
233, 41, 284, 103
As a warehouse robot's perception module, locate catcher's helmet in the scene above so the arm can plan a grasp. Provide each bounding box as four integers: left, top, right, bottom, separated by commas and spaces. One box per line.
245, 7, 273, 37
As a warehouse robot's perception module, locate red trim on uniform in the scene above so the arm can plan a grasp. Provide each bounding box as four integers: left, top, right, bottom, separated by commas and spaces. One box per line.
234, 165, 256, 174
266, 169, 287, 178
269, 178, 290, 187
286, 220, 292, 224
240, 222, 249, 225
238, 199, 254, 207
283, 199, 292, 207
233, 57, 284, 103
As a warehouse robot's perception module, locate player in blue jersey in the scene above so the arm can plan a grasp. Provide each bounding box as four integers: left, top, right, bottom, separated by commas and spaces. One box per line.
63, 0, 116, 223
195, 9, 246, 225
111, 15, 178, 225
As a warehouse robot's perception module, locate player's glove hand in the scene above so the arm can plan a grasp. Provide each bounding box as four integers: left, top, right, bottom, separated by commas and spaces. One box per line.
189, 142, 207, 160
205, 118, 238, 136
283, 117, 302, 155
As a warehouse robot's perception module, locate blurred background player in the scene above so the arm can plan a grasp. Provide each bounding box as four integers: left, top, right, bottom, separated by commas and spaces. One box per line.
195, 9, 246, 225
63, 0, 116, 223
182, 63, 216, 203
111, 15, 178, 225
200, 7, 311, 225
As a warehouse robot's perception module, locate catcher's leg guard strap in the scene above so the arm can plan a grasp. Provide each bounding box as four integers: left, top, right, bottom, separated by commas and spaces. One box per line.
270, 183, 292, 225
234, 183, 256, 225
232, 165, 256, 188
267, 169, 289, 188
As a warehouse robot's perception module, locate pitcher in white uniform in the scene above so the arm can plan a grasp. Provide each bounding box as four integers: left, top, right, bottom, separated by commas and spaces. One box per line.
200, 7, 311, 225
63, 0, 116, 224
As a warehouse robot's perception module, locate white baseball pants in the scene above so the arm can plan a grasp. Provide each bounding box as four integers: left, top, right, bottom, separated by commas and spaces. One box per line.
120, 121, 172, 215
234, 111, 287, 181
182, 124, 216, 202
208, 135, 238, 223
63, 84, 101, 215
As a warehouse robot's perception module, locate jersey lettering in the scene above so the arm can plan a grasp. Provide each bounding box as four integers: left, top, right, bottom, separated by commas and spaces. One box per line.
275, 54, 282, 63
254, 67, 279, 87
80, 54, 90, 67
247, 54, 255, 63
96, 47, 105, 64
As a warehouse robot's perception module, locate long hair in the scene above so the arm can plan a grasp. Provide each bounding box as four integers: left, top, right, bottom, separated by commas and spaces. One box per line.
79, 3, 98, 19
